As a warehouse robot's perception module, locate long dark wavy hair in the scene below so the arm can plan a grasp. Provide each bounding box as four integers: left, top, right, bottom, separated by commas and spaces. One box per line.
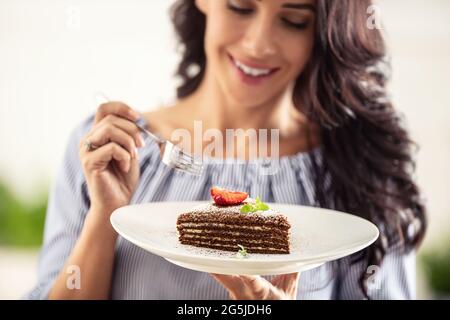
169, 0, 427, 298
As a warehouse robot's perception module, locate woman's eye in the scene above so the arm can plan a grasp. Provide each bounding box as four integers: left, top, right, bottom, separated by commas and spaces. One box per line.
282, 18, 309, 30
227, 3, 253, 15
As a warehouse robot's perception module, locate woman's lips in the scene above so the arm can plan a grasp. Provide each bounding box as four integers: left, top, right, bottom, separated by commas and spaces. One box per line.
227, 53, 280, 87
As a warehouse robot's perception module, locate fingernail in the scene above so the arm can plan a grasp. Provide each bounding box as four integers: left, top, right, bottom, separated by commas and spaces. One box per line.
139, 136, 145, 147
134, 147, 139, 159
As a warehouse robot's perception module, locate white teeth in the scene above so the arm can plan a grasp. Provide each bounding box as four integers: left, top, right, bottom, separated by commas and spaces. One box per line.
234, 59, 272, 77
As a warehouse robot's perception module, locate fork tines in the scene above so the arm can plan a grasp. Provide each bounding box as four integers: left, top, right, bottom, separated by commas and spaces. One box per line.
170, 145, 203, 175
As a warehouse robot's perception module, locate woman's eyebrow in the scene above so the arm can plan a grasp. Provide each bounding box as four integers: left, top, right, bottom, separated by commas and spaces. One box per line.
282, 3, 316, 13
255, 0, 316, 13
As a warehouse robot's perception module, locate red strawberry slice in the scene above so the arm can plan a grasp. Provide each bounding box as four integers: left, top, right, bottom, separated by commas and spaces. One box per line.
210, 187, 248, 206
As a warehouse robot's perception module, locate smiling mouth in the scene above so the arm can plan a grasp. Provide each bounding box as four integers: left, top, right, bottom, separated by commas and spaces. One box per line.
227, 53, 280, 78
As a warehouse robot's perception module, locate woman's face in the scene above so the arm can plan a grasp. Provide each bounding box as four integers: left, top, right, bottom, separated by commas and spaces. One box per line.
196, 0, 316, 108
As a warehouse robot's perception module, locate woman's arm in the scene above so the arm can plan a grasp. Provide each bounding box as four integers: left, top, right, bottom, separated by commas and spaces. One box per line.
25, 117, 94, 299
25, 102, 145, 300
47, 102, 143, 299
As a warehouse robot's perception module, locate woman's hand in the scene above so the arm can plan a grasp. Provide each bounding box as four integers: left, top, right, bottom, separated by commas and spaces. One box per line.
210, 272, 300, 300
79, 102, 145, 218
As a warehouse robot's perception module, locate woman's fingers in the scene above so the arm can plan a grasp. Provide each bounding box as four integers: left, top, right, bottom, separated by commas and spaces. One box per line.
210, 274, 253, 299
82, 142, 132, 173
210, 274, 244, 294
211, 274, 272, 300
270, 272, 300, 297
240, 275, 273, 299
94, 114, 145, 148
77, 100, 143, 215
94, 101, 140, 125
84, 123, 139, 159
211, 273, 300, 300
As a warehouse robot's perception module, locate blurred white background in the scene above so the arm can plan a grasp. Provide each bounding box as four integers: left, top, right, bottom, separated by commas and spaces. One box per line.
0, 0, 449, 299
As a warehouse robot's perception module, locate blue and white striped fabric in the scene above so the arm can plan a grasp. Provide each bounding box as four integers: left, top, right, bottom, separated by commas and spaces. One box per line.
25, 113, 416, 300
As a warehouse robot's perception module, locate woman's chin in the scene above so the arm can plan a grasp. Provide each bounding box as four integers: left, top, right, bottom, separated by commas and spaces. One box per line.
228, 94, 271, 110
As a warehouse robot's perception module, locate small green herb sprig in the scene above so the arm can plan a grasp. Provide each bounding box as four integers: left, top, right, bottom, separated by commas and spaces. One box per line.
236, 244, 248, 259
240, 196, 269, 214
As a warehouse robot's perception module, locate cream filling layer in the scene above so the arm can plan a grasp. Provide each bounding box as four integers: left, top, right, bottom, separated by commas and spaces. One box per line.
181, 229, 287, 237
179, 222, 285, 232
183, 241, 287, 251
181, 234, 288, 245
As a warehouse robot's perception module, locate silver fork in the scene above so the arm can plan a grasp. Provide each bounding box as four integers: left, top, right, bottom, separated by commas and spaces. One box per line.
94, 92, 203, 176
136, 123, 203, 175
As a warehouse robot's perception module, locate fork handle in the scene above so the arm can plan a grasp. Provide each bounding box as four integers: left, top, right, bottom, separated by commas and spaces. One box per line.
135, 123, 166, 144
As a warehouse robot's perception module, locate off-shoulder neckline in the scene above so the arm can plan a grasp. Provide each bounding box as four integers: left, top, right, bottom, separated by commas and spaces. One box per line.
136, 115, 323, 165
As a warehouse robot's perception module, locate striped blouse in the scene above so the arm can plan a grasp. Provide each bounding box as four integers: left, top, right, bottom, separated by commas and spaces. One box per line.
25, 113, 416, 300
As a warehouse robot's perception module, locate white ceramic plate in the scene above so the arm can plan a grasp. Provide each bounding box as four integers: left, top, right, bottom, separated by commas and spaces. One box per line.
110, 201, 379, 275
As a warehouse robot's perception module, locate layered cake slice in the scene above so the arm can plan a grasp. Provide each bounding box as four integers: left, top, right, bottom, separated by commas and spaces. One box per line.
176, 187, 291, 254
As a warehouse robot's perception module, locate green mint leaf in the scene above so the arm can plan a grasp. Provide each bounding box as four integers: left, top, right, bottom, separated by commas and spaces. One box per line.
240, 196, 270, 214
258, 202, 269, 211
254, 196, 270, 211
240, 204, 253, 213
236, 244, 248, 258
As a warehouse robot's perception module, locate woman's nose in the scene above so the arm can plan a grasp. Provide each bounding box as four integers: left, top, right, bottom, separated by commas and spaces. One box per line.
241, 17, 277, 59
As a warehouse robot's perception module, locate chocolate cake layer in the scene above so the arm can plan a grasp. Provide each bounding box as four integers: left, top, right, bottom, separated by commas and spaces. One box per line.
178, 202, 289, 225
177, 224, 289, 237
177, 212, 290, 230
180, 237, 289, 250
176, 201, 291, 254
178, 229, 288, 242
179, 241, 289, 254
180, 232, 289, 246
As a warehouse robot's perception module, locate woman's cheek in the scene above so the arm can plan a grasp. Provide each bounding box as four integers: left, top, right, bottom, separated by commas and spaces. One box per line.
288, 39, 314, 74
206, 19, 241, 55
207, 7, 243, 40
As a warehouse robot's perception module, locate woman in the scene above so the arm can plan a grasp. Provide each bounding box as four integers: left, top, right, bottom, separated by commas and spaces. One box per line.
27, 0, 426, 299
